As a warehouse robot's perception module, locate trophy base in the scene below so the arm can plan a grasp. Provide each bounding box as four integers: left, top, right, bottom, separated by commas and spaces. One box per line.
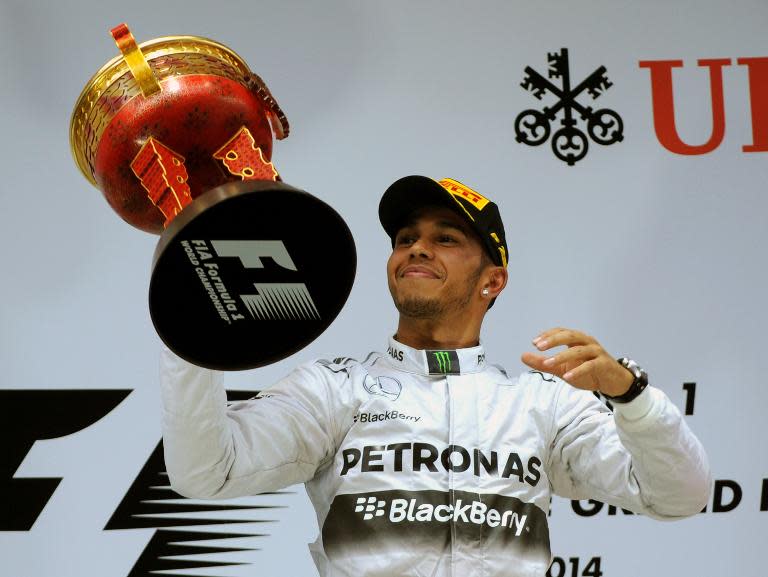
149, 180, 356, 370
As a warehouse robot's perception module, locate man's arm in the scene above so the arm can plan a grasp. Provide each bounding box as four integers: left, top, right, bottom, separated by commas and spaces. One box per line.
522, 327, 711, 519
546, 382, 711, 519
160, 347, 339, 500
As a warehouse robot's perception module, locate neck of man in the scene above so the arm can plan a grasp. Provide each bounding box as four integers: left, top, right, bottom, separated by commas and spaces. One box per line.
394, 312, 483, 350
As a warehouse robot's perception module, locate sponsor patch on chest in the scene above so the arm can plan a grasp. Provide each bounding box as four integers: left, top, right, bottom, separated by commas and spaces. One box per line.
353, 410, 421, 424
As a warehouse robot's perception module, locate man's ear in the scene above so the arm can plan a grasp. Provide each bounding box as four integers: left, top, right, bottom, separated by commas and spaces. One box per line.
486, 266, 508, 299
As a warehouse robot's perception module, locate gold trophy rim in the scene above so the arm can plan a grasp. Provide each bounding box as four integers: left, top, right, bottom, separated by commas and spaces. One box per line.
69, 34, 254, 188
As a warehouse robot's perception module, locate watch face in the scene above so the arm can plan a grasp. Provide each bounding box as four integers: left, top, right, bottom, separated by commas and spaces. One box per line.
622, 358, 643, 380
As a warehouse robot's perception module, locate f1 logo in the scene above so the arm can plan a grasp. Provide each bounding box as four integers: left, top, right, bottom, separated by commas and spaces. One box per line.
209, 240, 320, 320
210, 240, 298, 271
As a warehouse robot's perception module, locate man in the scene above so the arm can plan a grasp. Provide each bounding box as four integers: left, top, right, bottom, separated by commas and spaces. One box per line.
161, 175, 711, 577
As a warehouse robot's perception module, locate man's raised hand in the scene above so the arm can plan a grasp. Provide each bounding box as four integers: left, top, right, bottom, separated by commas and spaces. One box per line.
521, 327, 633, 397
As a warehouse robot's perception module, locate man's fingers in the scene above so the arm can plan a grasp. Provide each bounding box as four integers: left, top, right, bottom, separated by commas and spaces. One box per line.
562, 358, 598, 388
534, 328, 594, 350
521, 351, 553, 372
533, 328, 595, 351
532, 327, 563, 346
521, 352, 571, 380
528, 328, 617, 392
542, 344, 600, 369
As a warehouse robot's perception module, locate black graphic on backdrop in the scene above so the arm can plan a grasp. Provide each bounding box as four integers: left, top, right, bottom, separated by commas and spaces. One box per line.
125, 529, 257, 575
516, 48, 624, 165
2, 388, 289, 577
548, 556, 603, 577
702, 479, 742, 513
762, 479, 768, 512
104, 390, 287, 577
682, 382, 697, 415
0, 389, 130, 530
105, 433, 287, 577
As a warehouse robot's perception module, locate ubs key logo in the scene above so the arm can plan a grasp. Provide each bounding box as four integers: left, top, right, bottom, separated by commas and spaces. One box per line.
516, 48, 624, 165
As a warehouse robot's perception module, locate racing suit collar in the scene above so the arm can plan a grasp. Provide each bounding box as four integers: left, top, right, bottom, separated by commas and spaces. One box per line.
386, 336, 486, 376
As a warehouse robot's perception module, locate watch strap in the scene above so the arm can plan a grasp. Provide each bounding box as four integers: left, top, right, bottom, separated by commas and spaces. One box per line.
602, 357, 649, 403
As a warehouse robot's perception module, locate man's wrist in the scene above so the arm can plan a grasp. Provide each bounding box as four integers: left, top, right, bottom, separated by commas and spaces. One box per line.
601, 358, 649, 403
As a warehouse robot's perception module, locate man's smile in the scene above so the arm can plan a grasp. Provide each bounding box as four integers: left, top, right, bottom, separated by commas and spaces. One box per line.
399, 265, 441, 279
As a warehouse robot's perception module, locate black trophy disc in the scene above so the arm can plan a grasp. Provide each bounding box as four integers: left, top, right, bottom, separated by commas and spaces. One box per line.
149, 180, 356, 370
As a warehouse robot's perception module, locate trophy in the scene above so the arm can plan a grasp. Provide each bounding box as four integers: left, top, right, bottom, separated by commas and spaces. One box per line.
70, 24, 356, 370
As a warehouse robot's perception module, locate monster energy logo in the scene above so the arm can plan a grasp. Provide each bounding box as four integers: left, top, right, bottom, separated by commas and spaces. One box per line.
434, 352, 451, 373
427, 350, 460, 375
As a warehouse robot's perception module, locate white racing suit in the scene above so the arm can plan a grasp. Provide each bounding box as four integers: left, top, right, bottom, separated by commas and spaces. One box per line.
161, 337, 711, 577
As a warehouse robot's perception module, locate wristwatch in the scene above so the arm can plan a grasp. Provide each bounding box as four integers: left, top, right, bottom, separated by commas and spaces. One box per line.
602, 358, 649, 403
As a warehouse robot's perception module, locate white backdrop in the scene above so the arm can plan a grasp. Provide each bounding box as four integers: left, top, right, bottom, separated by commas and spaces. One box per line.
1, 1, 766, 576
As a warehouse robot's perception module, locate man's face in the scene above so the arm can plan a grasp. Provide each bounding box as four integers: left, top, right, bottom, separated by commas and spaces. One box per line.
387, 205, 488, 319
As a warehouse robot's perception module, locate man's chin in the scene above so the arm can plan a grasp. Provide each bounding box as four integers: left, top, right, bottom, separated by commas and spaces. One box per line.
394, 296, 444, 319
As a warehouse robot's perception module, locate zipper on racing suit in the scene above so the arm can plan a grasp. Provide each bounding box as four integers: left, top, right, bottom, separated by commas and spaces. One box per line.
447, 374, 456, 577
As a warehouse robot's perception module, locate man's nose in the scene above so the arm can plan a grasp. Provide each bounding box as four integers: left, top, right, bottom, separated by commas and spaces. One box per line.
408, 237, 433, 258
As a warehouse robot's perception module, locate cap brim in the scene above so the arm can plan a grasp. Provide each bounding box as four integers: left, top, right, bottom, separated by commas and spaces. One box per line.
378, 175, 466, 240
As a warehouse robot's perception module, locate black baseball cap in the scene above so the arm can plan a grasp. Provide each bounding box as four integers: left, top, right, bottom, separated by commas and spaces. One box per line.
378, 175, 508, 268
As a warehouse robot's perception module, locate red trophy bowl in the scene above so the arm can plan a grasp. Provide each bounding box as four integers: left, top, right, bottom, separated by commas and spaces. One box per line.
70, 24, 356, 370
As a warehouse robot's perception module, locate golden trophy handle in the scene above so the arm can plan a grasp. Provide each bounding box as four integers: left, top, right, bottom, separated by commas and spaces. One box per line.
110, 23, 161, 97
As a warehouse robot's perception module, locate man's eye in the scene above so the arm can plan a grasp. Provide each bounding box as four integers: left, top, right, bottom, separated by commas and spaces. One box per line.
438, 235, 457, 243
396, 235, 415, 245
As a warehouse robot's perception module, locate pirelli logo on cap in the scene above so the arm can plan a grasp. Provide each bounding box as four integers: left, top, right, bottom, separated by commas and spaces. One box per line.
437, 178, 490, 211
